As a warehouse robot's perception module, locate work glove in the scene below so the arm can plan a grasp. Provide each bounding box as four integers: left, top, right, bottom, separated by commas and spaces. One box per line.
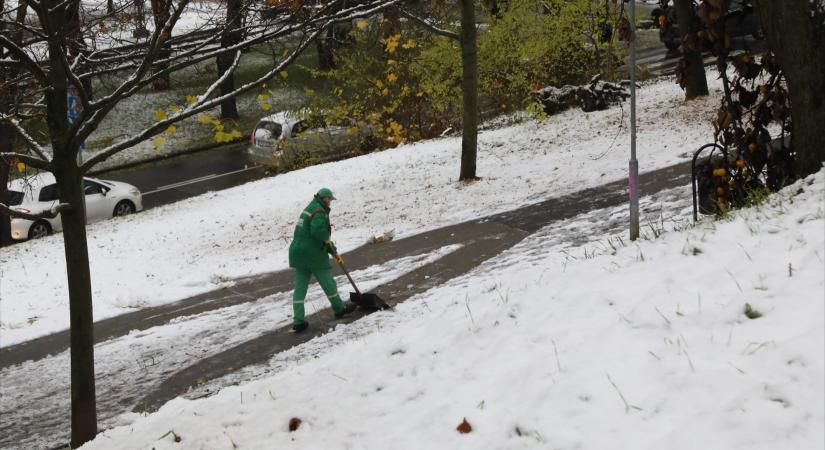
325, 240, 337, 255
333, 254, 344, 265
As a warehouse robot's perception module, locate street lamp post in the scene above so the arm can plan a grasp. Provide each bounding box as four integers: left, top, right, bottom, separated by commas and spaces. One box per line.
628, 0, 640, 241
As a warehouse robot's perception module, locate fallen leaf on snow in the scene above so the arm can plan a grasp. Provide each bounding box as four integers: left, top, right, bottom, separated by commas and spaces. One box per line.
456, 418, 472, 434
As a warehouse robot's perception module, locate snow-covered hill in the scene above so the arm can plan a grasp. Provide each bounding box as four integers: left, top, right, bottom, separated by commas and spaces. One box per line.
80, 169, 824, 450
1, 74, 719, 346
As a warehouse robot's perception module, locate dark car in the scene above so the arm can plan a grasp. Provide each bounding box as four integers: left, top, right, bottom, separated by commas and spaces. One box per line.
651, 0, 762, 52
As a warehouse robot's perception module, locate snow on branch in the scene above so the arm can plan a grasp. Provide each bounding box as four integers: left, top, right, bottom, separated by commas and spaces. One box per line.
75, 0, 401, 148
0, 34, 47, 82
87, 0, 192, 110
0, 201, 71, 220
80, 30, 321, 171
0, 115, 51, 162
0, 151, 51, 171
194, 50, 242, 108
398, 8, 459, 40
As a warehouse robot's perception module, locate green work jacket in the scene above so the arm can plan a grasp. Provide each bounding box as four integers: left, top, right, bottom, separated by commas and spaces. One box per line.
288, 197, 332, 270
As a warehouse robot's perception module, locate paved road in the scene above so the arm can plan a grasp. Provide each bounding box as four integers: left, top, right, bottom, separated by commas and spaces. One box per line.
95, 143, 269, 210
628, 28, 766, 76
0, 159, 694, 450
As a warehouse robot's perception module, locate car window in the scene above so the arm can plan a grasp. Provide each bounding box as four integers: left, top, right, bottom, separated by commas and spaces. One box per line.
84, 180, 105, 195
255, 122, 283, 141
38, 184, 59, 202
8, 190, 24, 206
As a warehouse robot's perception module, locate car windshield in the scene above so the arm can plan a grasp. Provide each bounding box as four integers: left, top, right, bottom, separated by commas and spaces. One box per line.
254, 122, 283, 141
8, 190, 24, 206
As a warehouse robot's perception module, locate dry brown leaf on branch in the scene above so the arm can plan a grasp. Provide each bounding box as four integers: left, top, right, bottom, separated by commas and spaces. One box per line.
289, 417, 302, 432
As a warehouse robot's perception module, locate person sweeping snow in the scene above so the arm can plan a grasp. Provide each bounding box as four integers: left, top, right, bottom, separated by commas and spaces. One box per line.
288, 188, 356, 332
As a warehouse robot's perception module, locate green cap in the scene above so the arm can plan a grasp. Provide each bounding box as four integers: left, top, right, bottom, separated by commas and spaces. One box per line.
316, 187, 336, 200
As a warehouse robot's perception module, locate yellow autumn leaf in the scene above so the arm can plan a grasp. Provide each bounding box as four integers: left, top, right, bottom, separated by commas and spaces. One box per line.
385, 34, 400, 53
381, 88, 389, 96
153, 136, 166, 148
16, 162, 26, 172
258, 93, 270, 101
169, 105, 181, 113
355, 19, 367, 30
154, 109, 168, 121
165, 125, 177, 136
230, 129, 242, 139
387, 59, 396, 65
197, 114, 214, 124
186, 95, 199, 104
402, 39, 416, 49
387, 73, 398, 83
279, 71, 289, 79
375, 79, 385, 89
261, 103, 272, 111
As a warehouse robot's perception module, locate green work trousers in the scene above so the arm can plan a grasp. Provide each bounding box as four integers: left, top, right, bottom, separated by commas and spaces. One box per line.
292, 267, 344, 325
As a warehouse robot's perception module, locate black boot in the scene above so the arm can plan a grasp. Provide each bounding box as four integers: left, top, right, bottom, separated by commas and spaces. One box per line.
292, 321, 309, 332
334, 302, 358, 319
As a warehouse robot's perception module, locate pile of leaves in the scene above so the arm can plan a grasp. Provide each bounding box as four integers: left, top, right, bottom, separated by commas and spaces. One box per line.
533, 74, 628, 115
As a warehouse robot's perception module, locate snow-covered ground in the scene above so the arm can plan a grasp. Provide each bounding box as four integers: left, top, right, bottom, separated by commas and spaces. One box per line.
0, 74, 720, 346
0, 245, 463, 449
1, 73, 723, 347
78, 167, 824, 449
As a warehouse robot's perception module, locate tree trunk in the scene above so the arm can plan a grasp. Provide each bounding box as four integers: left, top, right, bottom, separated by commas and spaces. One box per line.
752, 0, 825, 176
0, 125, 11, 246
150, 0, 171, 90
45, 4, 98, 443
316, 26, 337, 71
217, 0, 242, 119
0, 0, 11, 247
107, 0, 115, 14
0, 0, 28, 246
57, 168, 98, 449
674, 0, 708, 99
459, 0, 478, 181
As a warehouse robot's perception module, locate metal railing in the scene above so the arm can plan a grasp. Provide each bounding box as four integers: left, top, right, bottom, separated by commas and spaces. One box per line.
691, 142, 729, 223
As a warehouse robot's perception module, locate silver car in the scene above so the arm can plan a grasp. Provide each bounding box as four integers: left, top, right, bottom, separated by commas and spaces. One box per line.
247, 111, 373, 169
7, 172, 143, 240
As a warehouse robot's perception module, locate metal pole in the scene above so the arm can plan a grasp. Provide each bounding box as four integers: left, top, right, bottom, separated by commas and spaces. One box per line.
628, 0, 639, 241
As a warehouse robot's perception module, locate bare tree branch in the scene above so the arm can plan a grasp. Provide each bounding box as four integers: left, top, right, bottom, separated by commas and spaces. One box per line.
0, 34, 48, 82
0, 19, 48, 40
398, 8, 459, 40
75, 0, 400, 147
0, 115, 51, 161
0, 201, 71, 220
80, 30, 321, 171
195, 49, 241, 106
0, 152, 52, 170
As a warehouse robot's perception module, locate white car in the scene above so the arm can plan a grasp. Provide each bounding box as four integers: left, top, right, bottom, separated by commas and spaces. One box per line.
247, 111, 374, 169
7, 172, 143, 240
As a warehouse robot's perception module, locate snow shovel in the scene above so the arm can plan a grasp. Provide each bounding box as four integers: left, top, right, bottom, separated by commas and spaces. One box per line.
333, 254, 391, 311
